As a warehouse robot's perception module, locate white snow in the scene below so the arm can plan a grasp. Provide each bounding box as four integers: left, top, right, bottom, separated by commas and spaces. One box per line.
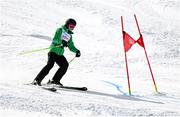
0, 0, 180, 116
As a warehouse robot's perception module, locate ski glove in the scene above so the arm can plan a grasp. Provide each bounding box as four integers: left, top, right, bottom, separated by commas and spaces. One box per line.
62, 40, 68, 47
76, 50, 81, 57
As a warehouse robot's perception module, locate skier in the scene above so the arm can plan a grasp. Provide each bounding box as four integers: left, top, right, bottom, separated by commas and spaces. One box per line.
32, 18, 81, 86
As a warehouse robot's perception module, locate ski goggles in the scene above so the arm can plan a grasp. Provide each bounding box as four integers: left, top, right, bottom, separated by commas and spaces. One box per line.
69, 24, 76, 29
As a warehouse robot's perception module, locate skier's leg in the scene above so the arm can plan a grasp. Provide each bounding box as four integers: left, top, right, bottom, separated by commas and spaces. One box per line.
34, 52, 55, 83
52, 55, 69, 83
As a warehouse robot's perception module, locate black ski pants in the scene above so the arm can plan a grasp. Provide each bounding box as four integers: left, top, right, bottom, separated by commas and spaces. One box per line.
35, 52, 69, 83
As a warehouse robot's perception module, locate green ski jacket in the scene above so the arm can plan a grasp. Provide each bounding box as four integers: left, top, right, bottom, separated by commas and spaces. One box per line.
49, 25, 78, 56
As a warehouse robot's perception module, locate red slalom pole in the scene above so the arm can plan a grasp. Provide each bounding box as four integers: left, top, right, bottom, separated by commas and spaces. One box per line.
121, 16, 131, 95
134, 14, 158, 93
134, 14, 141, 35
121, 16, 124, 31
144, 46, 158, 92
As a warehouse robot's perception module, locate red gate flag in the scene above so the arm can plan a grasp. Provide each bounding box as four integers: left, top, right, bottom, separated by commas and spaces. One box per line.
123, 31, 136, 52
136, 35, 144, 48
121, 15, 158, 95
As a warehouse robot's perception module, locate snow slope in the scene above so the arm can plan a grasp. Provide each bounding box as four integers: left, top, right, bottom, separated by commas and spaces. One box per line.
0, 0, 180, 116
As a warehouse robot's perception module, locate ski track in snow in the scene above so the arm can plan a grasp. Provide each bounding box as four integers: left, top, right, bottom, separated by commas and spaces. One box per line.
0, 0, 180, 116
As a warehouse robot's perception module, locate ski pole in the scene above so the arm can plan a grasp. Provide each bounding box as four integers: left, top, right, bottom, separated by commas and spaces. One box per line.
68, 56, 76, 64
18, 45, 61, 55
18, 47, 51, 55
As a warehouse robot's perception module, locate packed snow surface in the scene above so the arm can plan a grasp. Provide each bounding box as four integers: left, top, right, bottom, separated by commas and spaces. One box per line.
0, 0, 180, 116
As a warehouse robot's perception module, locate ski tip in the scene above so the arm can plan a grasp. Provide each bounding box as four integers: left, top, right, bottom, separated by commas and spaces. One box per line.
51, 88, 57, 92
42, 87, 57, 92
82, 87, 88, 91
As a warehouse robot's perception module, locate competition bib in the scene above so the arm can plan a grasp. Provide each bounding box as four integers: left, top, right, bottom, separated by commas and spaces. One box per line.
61, 30, 71, 42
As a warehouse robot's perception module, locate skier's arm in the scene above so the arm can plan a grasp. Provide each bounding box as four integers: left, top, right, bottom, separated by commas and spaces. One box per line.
68, 39, 78, 53
51, 28, 63, 47
68, 41, 81, 57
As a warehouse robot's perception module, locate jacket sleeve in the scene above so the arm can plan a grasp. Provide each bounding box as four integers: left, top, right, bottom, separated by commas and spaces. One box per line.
68, 38, 78, 53
52, 28, 63, 46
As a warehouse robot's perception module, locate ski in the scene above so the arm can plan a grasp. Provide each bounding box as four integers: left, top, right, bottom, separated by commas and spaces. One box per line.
26, 83, 57, 92
41, 86, 57, 92
46, 80, 87, 91
56, 86, 88, 91
26, 83, 87, 92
